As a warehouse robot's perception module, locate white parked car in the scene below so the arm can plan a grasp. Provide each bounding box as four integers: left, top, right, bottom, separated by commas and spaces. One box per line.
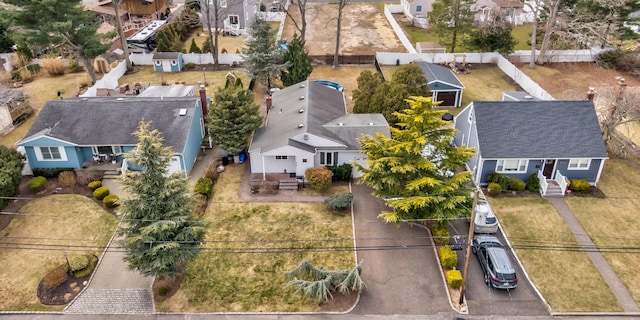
474, 194, 498, 234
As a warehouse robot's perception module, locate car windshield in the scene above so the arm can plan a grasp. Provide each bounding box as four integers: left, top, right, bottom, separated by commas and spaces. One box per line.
485, 216, 497, 224
497, 272, 516, 280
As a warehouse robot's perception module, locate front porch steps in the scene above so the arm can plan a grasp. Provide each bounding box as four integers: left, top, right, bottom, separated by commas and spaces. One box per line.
543, 180, 564, 197
279, 179, 298, 191
103, 170, 121, 180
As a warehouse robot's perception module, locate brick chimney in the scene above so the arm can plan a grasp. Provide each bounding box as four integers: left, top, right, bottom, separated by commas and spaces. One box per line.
587, 87, 596, 100
265, 95, 272, 113
199, 83, 208, 124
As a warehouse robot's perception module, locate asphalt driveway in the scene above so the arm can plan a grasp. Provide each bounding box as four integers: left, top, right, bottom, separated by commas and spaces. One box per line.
350, 182, 452, 315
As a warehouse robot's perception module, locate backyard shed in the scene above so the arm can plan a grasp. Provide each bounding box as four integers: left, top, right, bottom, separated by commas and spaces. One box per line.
152, 52, 184, 72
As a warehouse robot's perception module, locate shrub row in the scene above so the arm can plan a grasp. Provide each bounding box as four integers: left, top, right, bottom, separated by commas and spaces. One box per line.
438, 246, 458, 270
32, 168, 74, 178
487, 171, 540, 196
93, 186, 110, 200
326, 163, 352, 181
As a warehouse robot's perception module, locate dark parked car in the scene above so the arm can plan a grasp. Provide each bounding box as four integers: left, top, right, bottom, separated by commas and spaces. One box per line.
472, 235, 518, 290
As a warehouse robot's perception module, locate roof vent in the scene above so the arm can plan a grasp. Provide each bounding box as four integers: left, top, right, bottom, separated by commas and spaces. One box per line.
179, 108, 187, 116
523, 95, 533, 99
303, 134, 309, 140
299, 96, 305, 100
298, 124, 304, 128
81, 97, 88, 101
300, 84, 306, 88
299, 109, 304, 113
117, 98, 125, 101
338, 122, 344, 126
369, 122, 374, 125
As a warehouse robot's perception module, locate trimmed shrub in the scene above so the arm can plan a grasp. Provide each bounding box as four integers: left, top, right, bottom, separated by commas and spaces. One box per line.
25, 63, 41, 75
526, 173, 540, 193
67, 59, 83, 73
93, 186, 110, 200
570, 179, 591, 193
0, 146, 24, 211
439, 246, 458, 269
508, 178, 526, 191
58, 171, 76, 187
158, 286, 169, 296
28, 176, 47, 192
488, 171, 510, 190
305, 166, 333, 193
42, 265, 69, 289
88, 180, 102, 191
32, 168, 74, 178
595, 49, 625, 69
431, 222, 450, 246
68, 255, 90, 272
487, 182, 502, 197
103, 194, 120, 208
185, 62, 196, 69
194, 177, 213, 197
324, 192, 353, 210
446, 269, 463, 288
327, 163, 352, 181
73, 255, 98, 278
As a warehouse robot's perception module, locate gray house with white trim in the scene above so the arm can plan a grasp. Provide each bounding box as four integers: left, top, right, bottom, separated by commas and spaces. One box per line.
416, 61, 464, 107
453, 100, 608, 196
248, 80, 390, 179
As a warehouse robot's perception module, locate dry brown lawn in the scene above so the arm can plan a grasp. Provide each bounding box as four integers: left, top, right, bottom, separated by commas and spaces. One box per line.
0, 194, 117, 311
565, 160, 640, 306
183, 31, 248, 55
491, 196, 622, 312
155, 164, 355, 312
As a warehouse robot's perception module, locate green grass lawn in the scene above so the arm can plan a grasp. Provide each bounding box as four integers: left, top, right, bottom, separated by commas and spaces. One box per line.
0, 194, 118, 311
155, 164, 355, 312
491, 197, 622, 312
565, 160, 640, 306
512, 24, 533, 51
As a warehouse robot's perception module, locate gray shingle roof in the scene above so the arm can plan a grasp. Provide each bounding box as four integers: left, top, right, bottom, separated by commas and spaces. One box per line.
416, 62, 464, 89
152, 52, 182, 60
473, 100, 608, 158
250, 80, 389, 152
21, 97, 200, 153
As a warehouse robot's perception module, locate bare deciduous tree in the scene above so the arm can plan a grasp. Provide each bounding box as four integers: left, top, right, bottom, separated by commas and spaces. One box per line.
284, 0, 311, 42
332, 0, 348, 69
594, 79, 640, 158
201, 0, 226, 66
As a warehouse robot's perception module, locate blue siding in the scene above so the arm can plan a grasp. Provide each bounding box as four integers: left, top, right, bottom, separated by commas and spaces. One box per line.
479, 159, 541, 184
182, 100, 205, 175
24, 145, 82, 169
454, 104, 480, 172
556, 158, 602, 183
153, 63, 162, 72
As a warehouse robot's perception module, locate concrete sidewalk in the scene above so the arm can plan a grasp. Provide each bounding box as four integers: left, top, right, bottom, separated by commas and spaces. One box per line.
547, 197, 640, 312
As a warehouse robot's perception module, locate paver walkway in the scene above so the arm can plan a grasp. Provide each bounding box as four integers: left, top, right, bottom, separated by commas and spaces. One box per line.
547, 197, 640, 312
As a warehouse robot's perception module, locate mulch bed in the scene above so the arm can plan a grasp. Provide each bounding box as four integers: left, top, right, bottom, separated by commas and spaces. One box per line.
37, 259, 97, 305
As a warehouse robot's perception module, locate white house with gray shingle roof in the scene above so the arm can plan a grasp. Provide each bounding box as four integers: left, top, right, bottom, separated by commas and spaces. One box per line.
454, 100, 608, 196
248, 80, 390, 179
17, 97, 206, 177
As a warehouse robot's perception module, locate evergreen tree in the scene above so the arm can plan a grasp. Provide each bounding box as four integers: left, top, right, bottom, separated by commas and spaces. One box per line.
244, 17, 287, 88
285, 260, 366, 306
428, 0, 475, 52
155, 29, 172, 52
466, 19, 517, 56
119, 121, 208, 278
201, 36, 212, 53
207, 79, 263, 154
352, 70, 384, 114
0, 146, 24, 210
0, 23, 14, 53
355, 96, 475, 223
189, 38, 201, 53
280, 33, 313, 86
4, 0, 113, 84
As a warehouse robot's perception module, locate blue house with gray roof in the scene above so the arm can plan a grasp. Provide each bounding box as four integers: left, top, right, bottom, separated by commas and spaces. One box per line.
453, 100, 608, 196
248, 80, 390, 179
16, 97, 206, 177
416, 61, 464, 107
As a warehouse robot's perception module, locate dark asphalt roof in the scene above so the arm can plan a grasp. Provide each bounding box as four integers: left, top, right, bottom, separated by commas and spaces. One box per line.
416, 61, 464, 89
20, 97, 200, 153
473, 100, 608, 158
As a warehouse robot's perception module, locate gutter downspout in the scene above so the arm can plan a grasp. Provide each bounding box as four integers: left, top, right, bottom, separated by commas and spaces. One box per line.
261, 154, 266, 180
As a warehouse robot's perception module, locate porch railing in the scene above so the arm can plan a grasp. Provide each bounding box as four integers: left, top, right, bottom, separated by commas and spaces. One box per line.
537, 170, 548, 195
556, 170, 568, 194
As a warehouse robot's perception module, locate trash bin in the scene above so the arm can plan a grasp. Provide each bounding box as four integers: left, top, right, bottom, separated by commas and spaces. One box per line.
221, 157, 229, 166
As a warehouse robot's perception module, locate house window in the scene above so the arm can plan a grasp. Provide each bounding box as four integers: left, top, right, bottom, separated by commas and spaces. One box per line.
171, 60, 177, 65
320, 152, 338, 166
37, 146, 66, 161
220, 0, 227, 7
229, 15, 239, 25
496, 159, 527, 173
275, 155, 288, 160
92, 146, 123, 155
568, 158, 590, 170
302, 159, 307, 163
155, 60, 161, 66
468, 110, 473, 123
416, 5, 422, 12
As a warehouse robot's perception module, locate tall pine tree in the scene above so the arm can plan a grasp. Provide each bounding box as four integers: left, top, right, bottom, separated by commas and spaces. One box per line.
243, 17, 287, 88
280, 34, 313, 87
119, 121, 208, 278
428, 0, 475, 52
356, 96, 475, 223
207, 79, 263, 154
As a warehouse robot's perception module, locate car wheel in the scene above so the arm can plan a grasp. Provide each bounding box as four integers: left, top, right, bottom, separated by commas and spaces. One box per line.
484, 273, 490, 286
472, 246, 477, 254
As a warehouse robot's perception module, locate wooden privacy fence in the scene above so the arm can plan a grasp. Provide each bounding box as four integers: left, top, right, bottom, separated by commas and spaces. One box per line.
310, 55, 376, 65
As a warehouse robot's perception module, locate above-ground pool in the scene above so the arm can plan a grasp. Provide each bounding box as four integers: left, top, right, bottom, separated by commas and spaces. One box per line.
314, 80, 344, 92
